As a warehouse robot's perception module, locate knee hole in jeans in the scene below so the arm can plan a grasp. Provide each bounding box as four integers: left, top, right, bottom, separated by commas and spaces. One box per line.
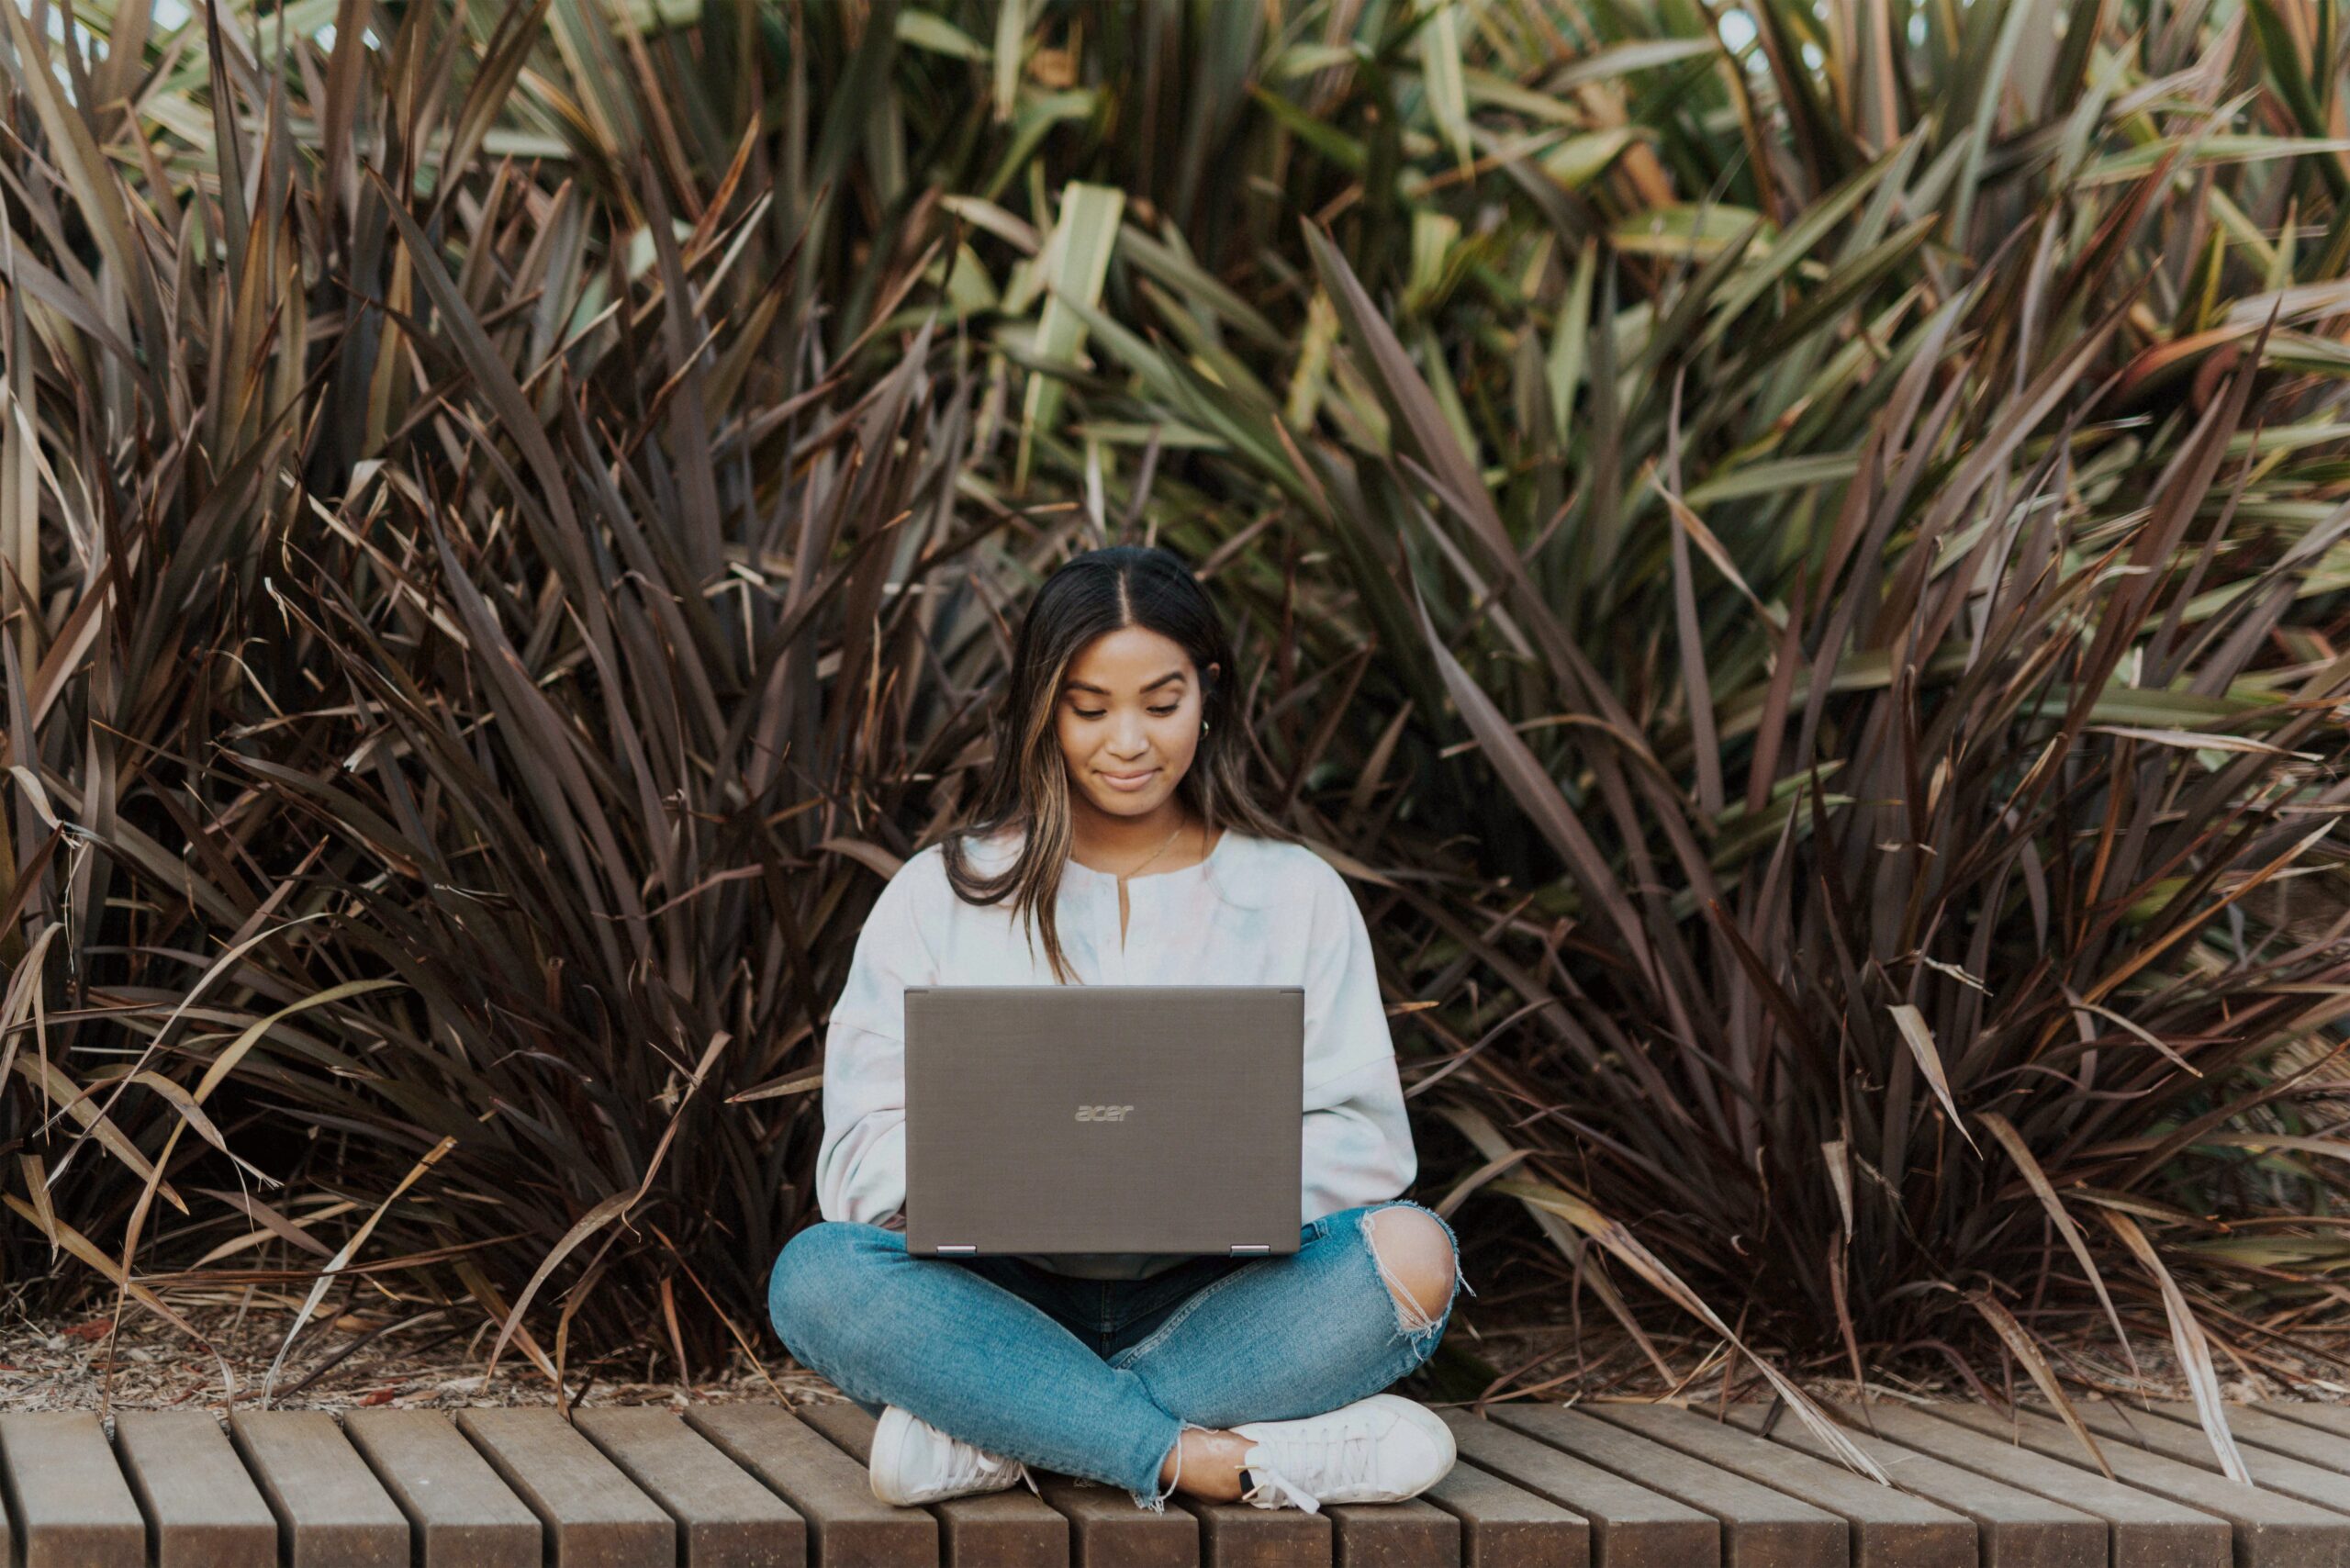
1360, 1201, 1476, 1352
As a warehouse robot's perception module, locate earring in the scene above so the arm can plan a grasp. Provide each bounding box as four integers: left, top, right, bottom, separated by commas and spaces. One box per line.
1202, 720, 1211, 733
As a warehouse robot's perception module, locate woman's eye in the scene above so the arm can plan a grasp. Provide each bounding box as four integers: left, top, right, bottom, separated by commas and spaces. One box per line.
1071, 706, 1181, 719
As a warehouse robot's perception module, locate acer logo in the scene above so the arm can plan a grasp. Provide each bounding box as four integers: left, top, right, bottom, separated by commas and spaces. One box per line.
1076, 1104, 1135, 1122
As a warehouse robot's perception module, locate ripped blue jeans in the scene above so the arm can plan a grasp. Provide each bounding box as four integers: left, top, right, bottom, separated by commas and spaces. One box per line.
767, 1199, 1474, 1512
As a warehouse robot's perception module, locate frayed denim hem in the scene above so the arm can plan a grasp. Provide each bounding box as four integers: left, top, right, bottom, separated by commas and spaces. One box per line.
1128, 1416, 1214, 1513
1362, 1200, 1477, 1361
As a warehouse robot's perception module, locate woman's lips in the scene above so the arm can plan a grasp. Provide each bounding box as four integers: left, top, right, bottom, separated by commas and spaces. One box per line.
1100, 768, 1158, 790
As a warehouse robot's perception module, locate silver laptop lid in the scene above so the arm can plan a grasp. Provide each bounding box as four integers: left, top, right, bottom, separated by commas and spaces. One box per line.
903, 985, 1304, 1260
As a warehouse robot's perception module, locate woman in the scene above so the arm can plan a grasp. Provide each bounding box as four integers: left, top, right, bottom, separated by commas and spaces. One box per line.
768, 545, 1473, 1516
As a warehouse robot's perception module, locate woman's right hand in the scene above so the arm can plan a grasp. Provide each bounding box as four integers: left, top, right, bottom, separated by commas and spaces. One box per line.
878, 1208, 908, 1233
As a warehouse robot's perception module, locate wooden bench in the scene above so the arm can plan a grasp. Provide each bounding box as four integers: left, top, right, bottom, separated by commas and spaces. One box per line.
3, 1398, 2349, 1567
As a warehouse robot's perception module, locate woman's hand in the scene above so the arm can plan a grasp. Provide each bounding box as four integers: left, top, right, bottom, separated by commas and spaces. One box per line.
878, 1208, 908, 1233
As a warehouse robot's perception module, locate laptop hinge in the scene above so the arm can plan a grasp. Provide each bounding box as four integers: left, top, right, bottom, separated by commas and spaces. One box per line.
1229, 1244, 1271, 1255
935, 1245, 977, 1253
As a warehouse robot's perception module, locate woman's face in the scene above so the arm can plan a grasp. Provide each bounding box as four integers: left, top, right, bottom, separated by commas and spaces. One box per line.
1055, 626, 1219, 823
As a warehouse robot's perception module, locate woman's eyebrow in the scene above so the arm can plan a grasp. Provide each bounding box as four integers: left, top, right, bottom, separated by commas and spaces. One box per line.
1063, 670, 1188, 695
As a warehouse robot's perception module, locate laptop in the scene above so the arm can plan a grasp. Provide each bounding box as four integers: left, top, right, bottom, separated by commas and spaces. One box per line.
902, 985, 1304, 1260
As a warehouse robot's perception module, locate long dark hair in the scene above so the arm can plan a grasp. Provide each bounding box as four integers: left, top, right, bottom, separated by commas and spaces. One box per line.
938, 546, 1303, 982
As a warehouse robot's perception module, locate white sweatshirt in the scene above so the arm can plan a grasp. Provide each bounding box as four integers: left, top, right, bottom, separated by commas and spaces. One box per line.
813, 823, 1419, 1279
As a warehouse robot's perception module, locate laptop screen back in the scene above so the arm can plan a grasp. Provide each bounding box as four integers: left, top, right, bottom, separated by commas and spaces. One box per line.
903, 985, 1304, 1259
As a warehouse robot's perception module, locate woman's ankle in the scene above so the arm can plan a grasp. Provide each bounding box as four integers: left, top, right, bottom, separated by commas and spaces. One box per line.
1158, 1427, 1251, 1501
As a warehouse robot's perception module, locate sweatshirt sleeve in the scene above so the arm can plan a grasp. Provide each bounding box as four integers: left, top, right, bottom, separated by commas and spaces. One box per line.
1298, 861, 1418, 1224
813, 857, 939, 1227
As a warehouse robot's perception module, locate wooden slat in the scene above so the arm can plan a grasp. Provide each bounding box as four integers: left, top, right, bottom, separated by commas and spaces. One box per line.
1170, 1492, 1328, 1568
578, 1408, 808, 1568
2255, 1405, 2350, 1448
2046, 1403, 2350, 1518
689, 1405, 938, 1568
1721, 1405, 2103, 1568
114, 1412, 278, 1568
455, 1408, 675, 1568
1440, 1410, 1715, 1568
0, 1412, 145, 1568
1415, 1455, 1588, 1568
229, 1410, 409, 1568
1921, 1403, 2350, 1568
1488, 1405, 1846, 1568
2156, 1405, 2350, 1474
1318, 1495, 1461, 1568
795, 1399, 1061, 1568
1829, 1403, 2231, 1568
1585, 1406, 1975, 1568
343, 1408, 541, 1568
1029, 1474, 1198, 1568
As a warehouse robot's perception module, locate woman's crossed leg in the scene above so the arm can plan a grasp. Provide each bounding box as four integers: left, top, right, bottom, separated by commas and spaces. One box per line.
768, 1200, 1471, 1512
1109, 1200, 1471, 1504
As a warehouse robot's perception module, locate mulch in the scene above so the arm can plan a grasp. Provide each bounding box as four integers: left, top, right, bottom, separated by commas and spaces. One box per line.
0, 1289, 827, 1416
8, 1286, 2350, 1418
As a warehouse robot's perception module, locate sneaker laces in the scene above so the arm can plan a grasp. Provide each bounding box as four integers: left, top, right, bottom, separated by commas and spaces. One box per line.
916, 1412, 1040, 1499
1241, 1409, 1389, 1514
939, 1441, 989, 1493
1239, 1460, 1324, 1514
946, 1440, 1034, 1496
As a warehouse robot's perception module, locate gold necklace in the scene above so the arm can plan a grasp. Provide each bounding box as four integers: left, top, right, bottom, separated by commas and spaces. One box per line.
1110, 817, 1192, 882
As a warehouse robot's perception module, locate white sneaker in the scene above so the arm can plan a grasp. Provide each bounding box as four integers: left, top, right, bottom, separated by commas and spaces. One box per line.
1228, 1394, 1457, 1513
868, 1404, 1046, 1506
